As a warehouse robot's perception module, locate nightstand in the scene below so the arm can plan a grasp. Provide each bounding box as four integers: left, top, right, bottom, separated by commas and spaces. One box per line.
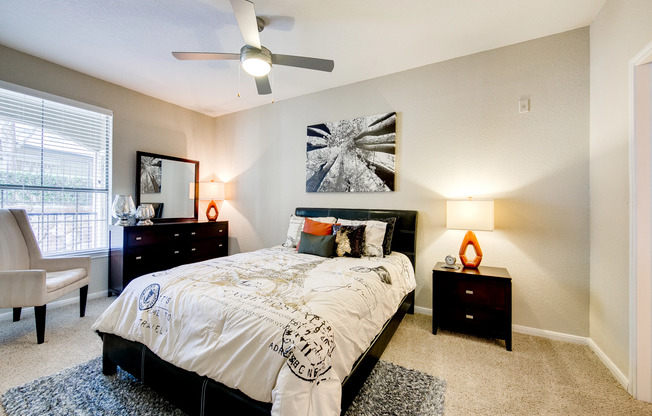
432, 262, 512, 351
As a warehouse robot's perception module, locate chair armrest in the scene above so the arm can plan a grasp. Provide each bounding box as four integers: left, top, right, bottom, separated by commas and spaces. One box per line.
31, 256, 91, 273
0, 270, 47, 307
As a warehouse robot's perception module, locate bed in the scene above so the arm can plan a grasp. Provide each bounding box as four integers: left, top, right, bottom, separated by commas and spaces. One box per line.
94, 207, 417, 415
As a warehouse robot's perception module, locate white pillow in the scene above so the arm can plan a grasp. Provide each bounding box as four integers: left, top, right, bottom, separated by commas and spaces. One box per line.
337, 219, 387, 257
282, 214, 336, 248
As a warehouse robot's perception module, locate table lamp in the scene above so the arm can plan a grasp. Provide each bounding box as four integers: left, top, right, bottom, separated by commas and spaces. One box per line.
446, 198, 494, 268
199, 180, 225, 221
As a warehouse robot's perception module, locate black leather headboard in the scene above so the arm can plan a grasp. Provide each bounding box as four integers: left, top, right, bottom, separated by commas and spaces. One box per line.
294, 207, 418, 268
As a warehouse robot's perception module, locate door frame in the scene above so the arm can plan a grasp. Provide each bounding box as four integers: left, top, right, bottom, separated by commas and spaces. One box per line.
629, 39, 652, 402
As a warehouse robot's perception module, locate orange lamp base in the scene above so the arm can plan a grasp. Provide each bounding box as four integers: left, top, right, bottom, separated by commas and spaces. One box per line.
206, 199, 219, 221
459, 230, 483, 268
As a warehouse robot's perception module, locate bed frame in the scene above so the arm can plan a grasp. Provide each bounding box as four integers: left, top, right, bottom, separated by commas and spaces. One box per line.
100, 207, 418, 415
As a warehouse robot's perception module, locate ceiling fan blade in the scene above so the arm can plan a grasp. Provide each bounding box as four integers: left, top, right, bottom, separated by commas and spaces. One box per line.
255, 75, 272, 95
229, 0, 261, 49
172, 52, 240, 60
271, 54, 334, 72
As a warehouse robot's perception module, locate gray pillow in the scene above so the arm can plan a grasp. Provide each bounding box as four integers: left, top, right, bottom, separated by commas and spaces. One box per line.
297, 232, 335, 257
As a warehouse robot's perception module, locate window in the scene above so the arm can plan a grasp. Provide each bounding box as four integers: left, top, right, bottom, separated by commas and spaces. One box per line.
0, 81, 112, 255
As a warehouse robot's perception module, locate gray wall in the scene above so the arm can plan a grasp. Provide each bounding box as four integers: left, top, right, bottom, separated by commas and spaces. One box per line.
0, 44, 216, 300
215, 29, 591, 337
589, 0, 652, 381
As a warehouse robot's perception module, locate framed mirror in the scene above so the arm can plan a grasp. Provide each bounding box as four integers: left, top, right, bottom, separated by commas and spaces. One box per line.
136, 151, 199, 222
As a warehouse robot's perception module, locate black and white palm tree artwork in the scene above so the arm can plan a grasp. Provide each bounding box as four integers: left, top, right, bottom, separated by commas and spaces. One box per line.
306, 112, 396, 192
140, 156, 162, 194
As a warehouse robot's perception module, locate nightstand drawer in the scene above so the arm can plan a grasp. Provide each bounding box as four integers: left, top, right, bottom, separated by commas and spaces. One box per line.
448, 279, 506, 308
443, 305, 505, 332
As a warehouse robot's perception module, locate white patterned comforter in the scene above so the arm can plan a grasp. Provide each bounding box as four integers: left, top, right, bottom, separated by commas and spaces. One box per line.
92, 246, 416, 416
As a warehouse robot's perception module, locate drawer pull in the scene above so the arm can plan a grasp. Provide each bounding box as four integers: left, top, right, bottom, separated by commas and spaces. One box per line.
218, 243, 223, 247
135, 256, 142, 260
135, 237, 142, 241
191, 248, 196, 251
465, 314, 474, 320
219, 230, 224, 233
174, 233, 180, 237
174, 250, 180, 254
465, 289, 474, 295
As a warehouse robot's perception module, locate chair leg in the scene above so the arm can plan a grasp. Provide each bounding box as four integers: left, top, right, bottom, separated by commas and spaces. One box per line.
34, 305, 46, 344
80, 285, 89, 317
13, 307, 22, 322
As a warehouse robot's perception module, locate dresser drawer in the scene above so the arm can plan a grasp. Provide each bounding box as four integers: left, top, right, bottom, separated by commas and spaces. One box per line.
188, 222, 228, 239
125, 228, 160, 247
126, 227, 187, 247
444, 278, 506, 308
188, 238, 228, 261
124, 248, 170, 280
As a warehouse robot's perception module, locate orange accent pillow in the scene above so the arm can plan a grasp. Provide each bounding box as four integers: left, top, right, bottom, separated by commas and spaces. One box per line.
303, 218, 334, 236
296, 218, 334, 250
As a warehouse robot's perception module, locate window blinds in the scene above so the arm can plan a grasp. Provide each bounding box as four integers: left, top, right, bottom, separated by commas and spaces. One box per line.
0, 81, 112, 255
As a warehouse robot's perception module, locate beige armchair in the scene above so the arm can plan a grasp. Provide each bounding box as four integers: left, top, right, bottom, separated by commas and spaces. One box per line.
0, 209, 90, 344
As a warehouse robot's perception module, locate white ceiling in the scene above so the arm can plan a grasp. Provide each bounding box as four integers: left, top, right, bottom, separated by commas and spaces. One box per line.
0, 0, 605, 117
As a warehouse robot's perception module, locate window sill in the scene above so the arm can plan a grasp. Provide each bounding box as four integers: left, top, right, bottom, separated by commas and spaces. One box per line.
44, 248, 109, 260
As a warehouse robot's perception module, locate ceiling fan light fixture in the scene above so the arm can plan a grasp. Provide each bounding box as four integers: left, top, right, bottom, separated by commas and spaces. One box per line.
242, 57, 271, 76
241, 45, 272, 76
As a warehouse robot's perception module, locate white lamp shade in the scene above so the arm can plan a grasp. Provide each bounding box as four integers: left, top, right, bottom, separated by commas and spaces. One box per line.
199, 181, 225, 201
447, 199, 494, 231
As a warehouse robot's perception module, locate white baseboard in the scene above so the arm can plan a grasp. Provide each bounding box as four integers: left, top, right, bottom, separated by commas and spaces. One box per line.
414, 305, 432, 316
512, 324, 589, 345
414, 306, 629, 390
589, 338, 629, 389
0, 290, 109, 323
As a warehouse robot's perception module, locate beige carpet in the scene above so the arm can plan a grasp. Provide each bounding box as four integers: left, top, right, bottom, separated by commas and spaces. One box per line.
1, 297, 651, 415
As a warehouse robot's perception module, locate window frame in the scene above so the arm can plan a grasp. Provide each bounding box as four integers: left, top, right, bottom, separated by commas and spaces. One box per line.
0, 80, 113, 256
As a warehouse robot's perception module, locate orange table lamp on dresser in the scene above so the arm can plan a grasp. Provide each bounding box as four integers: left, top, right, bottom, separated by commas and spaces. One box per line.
199, 180, 225, 221
446, 198, 494, 268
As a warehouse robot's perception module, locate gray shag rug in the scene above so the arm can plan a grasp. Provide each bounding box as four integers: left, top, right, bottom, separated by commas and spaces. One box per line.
1, 357, 445, 416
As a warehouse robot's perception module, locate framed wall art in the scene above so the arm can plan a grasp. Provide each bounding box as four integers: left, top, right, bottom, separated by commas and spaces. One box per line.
306, 112, 396, 192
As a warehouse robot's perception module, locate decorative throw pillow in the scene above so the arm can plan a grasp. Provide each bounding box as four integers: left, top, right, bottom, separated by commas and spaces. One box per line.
303, 218, 334, 235
378, 217, 397, 255
282, 215, 336, 248
297, 232, 335, 257
332, 224, 366, 258
296, 218, 334, 250
337, 219, 387, 257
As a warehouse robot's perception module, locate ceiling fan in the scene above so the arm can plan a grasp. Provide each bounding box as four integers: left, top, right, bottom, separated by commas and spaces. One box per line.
172, 0, 335, 95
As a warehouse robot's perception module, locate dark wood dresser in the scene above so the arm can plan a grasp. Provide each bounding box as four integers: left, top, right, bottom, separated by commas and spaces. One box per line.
432, 262, 512, 350
109, 221, 228, 295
